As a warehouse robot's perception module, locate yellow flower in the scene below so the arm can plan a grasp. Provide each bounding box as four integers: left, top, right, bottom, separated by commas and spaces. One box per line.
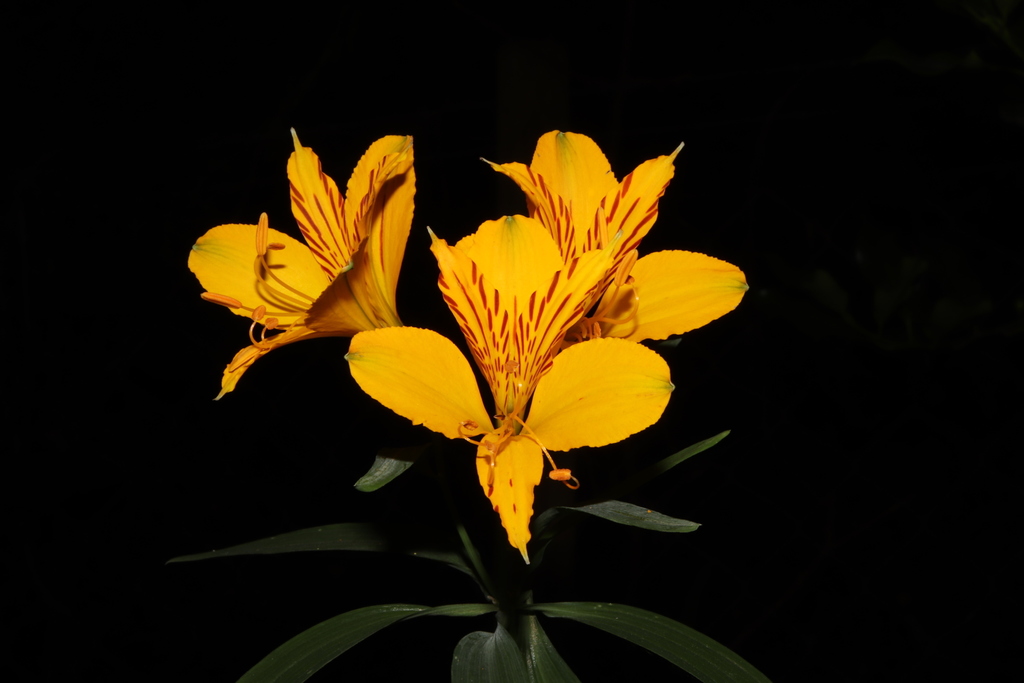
345, 216, 674, 562
487, 131, 748, 344
189, 131, 415, 398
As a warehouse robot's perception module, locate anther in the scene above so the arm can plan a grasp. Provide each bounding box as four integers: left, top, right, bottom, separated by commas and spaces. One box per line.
201, 292, 243, 309
503, 359, 520, 373
256, 212, 270, 256
549, 468, 572, 481
548, 468, 580, 490
251, 305, 266, 322
268, 242, 286, 250
264, 317, 279, 330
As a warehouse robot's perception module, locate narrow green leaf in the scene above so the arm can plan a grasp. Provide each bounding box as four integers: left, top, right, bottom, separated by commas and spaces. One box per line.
553, 500, 699, 533
452, 624, 531, 683
604, 431, 730, 500
237, 604, 427, 683
167, 522, 469, 573
533, 432, 726, 544
236, 603, 498, 683
530, 603, 771, 683
412, 603, 499, 618
354, 445, 428, 492
519, 614, 580, 683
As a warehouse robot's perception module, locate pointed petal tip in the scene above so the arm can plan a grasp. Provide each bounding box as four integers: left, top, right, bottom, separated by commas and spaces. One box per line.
290, 128, 301, 151
672, 140, 685, 157
519, 547, 531, 564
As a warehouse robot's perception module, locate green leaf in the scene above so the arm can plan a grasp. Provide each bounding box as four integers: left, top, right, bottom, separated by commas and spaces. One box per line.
237, 603, 498, 683
452, 624, 531, 683
519, 614, 580, 683
603, 430, 729, 500
354, 445, 428, 492
530, 603, 771, 683
237, 604, 425, 683
547, 500, 700, 533
167, 522, 469, 573
416, 603, 500, 618
532, 432, 725, 546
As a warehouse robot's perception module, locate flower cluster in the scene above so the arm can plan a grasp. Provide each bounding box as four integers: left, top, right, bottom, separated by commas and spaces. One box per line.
190, 131, 747, 560
189, 130, 414, 398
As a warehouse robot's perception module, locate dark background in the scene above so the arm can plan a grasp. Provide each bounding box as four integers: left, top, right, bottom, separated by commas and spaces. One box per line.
5, 1, 1021, 681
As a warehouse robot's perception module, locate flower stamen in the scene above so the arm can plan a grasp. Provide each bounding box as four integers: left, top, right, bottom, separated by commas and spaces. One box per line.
201, 292, 244, 309
253, 213, 317, 310
613, 249, 638, 288
507, 413, 579, 490
548, 468, 580, 490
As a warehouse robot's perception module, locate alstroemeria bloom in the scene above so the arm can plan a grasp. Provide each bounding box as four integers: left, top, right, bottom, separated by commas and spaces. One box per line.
189, 131, 414, 398
487, 131, 747, 344
345, 216, 674, 561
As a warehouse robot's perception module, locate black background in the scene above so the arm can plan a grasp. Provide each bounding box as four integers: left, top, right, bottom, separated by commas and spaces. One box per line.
5, 1, 1022, 681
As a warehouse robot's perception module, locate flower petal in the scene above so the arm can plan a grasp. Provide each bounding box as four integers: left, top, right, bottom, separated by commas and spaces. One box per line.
431, 218, 616, 416
345, 327, 492, 440
530, 131, 617, 211
599, 144, 682, 263
489, 132, 682, 272
345, 135, 414, 212
527, 337, 673, 451
600, 251, 748, 342
352, 138, 415, 327
488, 131, 616, 261
189, 223, 327, 324
288, 132, 413, 280
484, 159, 578, 260
453, 215, 564, 300
476, 435, 544, 562
303, 269, 378, 335
287, 134, 353, 278
215, 324, 336, 400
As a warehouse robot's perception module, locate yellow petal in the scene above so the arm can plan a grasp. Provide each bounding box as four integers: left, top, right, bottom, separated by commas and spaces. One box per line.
453, 215, 564, 299
303, 268, 378, 335
600, 251, 748, 342
345, 135, 414, 217
287, 133, 354, 278
476, 435, 544, 562
599, 144, 682, 264
531, 132, 617, 252
489, 132, 682, 269
484, 159, 578, 259
189, 223, 327, 324
345, 327, 492, 440
214, 324, 336, 400
353, 139, 415, 327
488, 131, 616, 261
431, 220, 616, 416
527, 337, 673, 451
288, 132, 413, 281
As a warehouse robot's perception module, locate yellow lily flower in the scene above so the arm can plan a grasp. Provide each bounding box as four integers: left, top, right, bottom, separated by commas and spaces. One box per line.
345, 216, 674, 562
487, 131, 748, 344
189, 131, 415, 398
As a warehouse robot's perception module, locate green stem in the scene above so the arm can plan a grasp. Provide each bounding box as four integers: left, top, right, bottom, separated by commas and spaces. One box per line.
436, 449, 497, 601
